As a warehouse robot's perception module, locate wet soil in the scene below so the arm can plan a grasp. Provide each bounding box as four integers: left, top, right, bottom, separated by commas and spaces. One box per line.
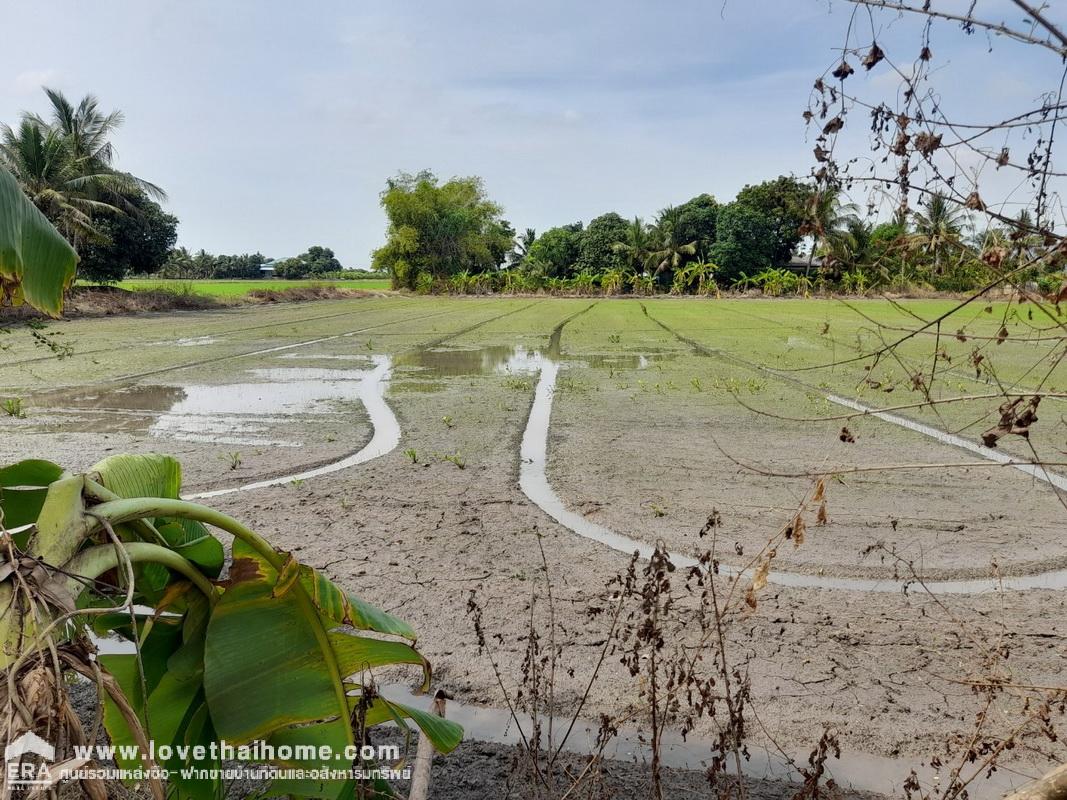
6, 297, 1066, 799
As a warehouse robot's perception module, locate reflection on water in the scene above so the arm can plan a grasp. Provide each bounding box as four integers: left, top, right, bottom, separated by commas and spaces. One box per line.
40, 384, 187, 413
583, 353, 652, 369
37, 363, 388, 448
381, 683, 1027, 799
174, 336, 217, 347
276, 353, 375, 363
150, 367, 377, 446
395, 345, 545, 377
395, 344, 663, 378
191, 356, 398, 498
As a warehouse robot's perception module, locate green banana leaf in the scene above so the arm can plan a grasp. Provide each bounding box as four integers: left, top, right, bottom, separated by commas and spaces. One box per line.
0, 454, 460, 799
204, 539, 455, 786
90, 453, 223, 579
90, 453, 183, 499
0, 459, 64, 543
0, 165, 77, 317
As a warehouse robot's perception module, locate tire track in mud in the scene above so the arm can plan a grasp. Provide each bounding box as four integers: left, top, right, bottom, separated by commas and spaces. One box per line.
517, 303, 1067, 593
188, 300, 542, 497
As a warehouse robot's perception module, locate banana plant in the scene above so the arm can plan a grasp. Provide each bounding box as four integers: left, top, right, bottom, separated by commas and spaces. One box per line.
0, 453, 461, 799
0, 165, 78, 317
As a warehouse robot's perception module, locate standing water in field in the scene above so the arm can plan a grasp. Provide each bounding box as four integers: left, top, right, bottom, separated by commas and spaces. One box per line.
191, 355, 399, 498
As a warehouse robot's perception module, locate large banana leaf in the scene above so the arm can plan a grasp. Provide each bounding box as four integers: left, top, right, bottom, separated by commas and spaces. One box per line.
90, 454, 223, 578
0, 459, 64, 542
204, 539, 430, 741
0, 165, 77, 317
204, 538, 457, 798
91, 453, 183, 500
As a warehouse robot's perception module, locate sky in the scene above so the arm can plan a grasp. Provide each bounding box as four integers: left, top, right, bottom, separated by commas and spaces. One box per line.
1, 0, 1059, 267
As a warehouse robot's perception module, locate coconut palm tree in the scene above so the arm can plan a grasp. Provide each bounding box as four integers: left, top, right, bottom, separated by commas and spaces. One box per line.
805, 191, 860, 276
909, 192, 968, 274
163, 246, 194, 278
0, 118, 114, 242
646, 206, 697, 278
612, 217, 653, 277
820, 217, 872, 274
42, 88, 164, 208
0, 88, 163, 246
507, 227, 536, 269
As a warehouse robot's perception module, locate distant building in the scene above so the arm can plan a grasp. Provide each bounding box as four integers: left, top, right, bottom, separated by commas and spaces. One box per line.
781, 254, 823, 273
260, 259, 280, 276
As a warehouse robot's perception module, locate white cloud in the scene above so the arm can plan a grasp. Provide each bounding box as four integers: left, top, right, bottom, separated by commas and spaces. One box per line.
11, 69, 59, 95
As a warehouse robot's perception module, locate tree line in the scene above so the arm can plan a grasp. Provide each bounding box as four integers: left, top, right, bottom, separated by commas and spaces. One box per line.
157, 245, 345, 280
373, 171, 1061, 296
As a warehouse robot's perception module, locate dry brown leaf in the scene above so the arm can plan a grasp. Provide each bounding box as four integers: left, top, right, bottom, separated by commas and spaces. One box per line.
793, 515, 806, 548
744, 586, 757, 609
832, 61, 855, 80
861, 43, 885, 70
914, 131, 942, 156
964, 191, 986, 211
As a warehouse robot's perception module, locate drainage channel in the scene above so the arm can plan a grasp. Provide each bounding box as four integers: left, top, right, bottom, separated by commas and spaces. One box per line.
381, 683, 1030, 799
188, 355, 399, 499
520, 356, 1067, 592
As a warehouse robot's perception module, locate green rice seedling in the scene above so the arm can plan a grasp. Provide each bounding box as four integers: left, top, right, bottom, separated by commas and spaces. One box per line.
405, 448, 419, 463
442, 415, 454, 428
439, 452, 465, 469
220, 451, 242, 470
2, 398, 25, 418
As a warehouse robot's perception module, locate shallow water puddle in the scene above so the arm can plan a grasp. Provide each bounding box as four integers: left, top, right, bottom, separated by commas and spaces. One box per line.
190, 356, 398, 498
382, 683, 1029, 798
395, 344, 545, 377
394, 343, 664, 380
150, 366, 377, 446
39, 361, 389, 448
173, 336, 218, 347
276, 353, 376, 363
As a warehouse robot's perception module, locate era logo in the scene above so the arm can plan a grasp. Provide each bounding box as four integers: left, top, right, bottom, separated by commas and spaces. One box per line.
4, 732, 56, 787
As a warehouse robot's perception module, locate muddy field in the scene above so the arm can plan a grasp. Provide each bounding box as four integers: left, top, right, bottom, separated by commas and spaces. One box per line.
3, 295, 1065, 798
